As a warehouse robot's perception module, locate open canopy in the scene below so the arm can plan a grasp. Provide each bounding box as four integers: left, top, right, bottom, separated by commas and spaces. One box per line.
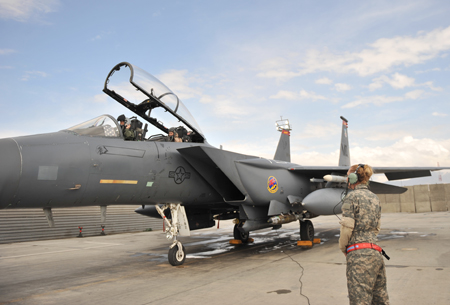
103, 62, 205, 142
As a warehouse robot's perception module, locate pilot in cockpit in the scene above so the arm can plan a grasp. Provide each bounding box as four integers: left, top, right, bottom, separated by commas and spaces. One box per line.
179, 128, 193, 142
168, 126, 196, 142
167, 127, 182, 142
117, 115, 126, 133
117, 114, 134, 141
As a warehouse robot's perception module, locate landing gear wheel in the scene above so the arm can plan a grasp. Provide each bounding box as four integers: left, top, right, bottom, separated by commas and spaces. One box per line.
168, 244, 186, 266
233, 224, 249, 243
300, 220, 314, 241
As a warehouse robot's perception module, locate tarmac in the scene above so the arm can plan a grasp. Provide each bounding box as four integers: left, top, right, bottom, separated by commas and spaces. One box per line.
0, 211, 449, 305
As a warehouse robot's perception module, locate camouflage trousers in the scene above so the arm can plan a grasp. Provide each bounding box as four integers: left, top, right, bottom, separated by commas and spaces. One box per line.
346, 249, 389, 305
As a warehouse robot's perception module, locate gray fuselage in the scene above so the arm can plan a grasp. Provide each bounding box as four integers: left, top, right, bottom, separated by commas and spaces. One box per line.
0, 131, 224, 209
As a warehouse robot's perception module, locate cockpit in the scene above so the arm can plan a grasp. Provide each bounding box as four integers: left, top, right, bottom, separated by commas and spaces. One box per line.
63, 62, 205, 143
66, 115, 121, 138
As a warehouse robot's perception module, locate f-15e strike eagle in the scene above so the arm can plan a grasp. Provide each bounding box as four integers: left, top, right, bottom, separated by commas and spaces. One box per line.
1, 62, 448, 266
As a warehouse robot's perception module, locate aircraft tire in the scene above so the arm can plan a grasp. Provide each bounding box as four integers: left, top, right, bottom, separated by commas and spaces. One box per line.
300, 220, 314, 241
233, 224, 249, 243
168, 244, 186, 266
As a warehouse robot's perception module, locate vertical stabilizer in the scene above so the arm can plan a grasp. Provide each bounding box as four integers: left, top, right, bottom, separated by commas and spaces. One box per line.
274, 130, 291, 162
338, 116, 350, 166
274, 118, 291, 162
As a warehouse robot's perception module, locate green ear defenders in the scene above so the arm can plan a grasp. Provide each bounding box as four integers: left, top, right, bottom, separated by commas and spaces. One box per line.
348, 164, 365, 184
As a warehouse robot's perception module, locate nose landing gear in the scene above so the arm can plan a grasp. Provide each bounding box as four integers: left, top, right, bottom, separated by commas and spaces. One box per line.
155, 203, 190, 266
168, 242, 186, 266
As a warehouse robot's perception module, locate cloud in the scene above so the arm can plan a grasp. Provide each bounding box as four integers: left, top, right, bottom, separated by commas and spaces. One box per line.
358, 126, 410, 142
212, 97, 250, 116
21, 70, 49, 81
342, 89, 424, 108
432, 112, 447, 117
257, 57, 292, 70
0, 0, 60, 22
0, 130, 29, 138
352, 136, 450, 167
315, 77, 333, 85
415, 68, 441, 74
107, 80, 148, 104
291, 150, 339, 166
340, 26, 450, 76
422, 81, 443, 92
291, 136, 450, 168
157, 69, 202, 100
369, 73, 415, 91
0, 48, 15, 55
199, 95, 213, 104
270, 89, 327, 101
404, 89, 424, 100
217, 140, 274, 159
256, 70, 301, 82
294, 123, 340, 139
343, 95, 402, 109
335, 83, 352, 92
269, 90, 298, 100
368, 80, 383, 91
205, 91, 270, 120
368, 73, 442, 92
258, 25, 450, 80
93, 94, 108, 103
89, 31, 112, 42
90, 35, 102, 41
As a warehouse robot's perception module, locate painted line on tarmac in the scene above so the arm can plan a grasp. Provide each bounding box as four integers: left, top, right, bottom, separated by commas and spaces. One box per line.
0, 242, 122, 259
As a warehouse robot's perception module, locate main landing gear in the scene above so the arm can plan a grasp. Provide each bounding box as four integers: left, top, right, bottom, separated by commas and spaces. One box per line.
155, 203, 190, 266
233, 223, 249, 243
230, 220, 254, 244
300, 219, 314, 241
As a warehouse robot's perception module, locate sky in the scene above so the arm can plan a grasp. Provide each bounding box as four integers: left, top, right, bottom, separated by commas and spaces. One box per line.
1, 0, 450, 185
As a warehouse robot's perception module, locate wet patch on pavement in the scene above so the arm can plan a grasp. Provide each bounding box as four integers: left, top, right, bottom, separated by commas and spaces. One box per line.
267, 289, 291, 294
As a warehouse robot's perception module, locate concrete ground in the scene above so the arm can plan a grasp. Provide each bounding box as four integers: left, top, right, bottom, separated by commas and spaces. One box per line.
0, 212, 449, 305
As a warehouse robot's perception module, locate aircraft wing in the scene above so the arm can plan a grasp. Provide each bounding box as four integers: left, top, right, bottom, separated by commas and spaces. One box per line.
368, 181, 407, 194
288, 166, 450, 181
371, 166, 450, 180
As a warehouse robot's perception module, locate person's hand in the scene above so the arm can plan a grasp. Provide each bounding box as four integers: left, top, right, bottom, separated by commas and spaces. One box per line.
126, 124, 131, 129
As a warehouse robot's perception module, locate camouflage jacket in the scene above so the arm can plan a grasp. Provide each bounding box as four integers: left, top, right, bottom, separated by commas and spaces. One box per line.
123, 128, 134, 141
339, 184, 381, 253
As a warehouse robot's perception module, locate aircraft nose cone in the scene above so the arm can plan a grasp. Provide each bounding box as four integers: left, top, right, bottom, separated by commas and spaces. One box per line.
0, 138, 21, 208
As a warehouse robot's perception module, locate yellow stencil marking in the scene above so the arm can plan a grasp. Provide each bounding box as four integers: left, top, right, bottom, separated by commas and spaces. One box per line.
99, 180, 138, 184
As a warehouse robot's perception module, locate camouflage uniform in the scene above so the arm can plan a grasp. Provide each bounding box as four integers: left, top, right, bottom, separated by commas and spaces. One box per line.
339, 184, 389, 305
123, 128, 134, 141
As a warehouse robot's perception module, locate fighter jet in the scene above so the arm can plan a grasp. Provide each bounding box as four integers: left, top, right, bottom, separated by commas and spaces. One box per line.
1, 62, 448, 266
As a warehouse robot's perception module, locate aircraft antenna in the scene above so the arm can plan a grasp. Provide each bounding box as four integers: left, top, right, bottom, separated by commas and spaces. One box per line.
275, 116, 291, 132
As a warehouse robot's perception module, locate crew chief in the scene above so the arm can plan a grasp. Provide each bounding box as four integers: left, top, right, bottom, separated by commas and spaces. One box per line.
339, 164, 389, 305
